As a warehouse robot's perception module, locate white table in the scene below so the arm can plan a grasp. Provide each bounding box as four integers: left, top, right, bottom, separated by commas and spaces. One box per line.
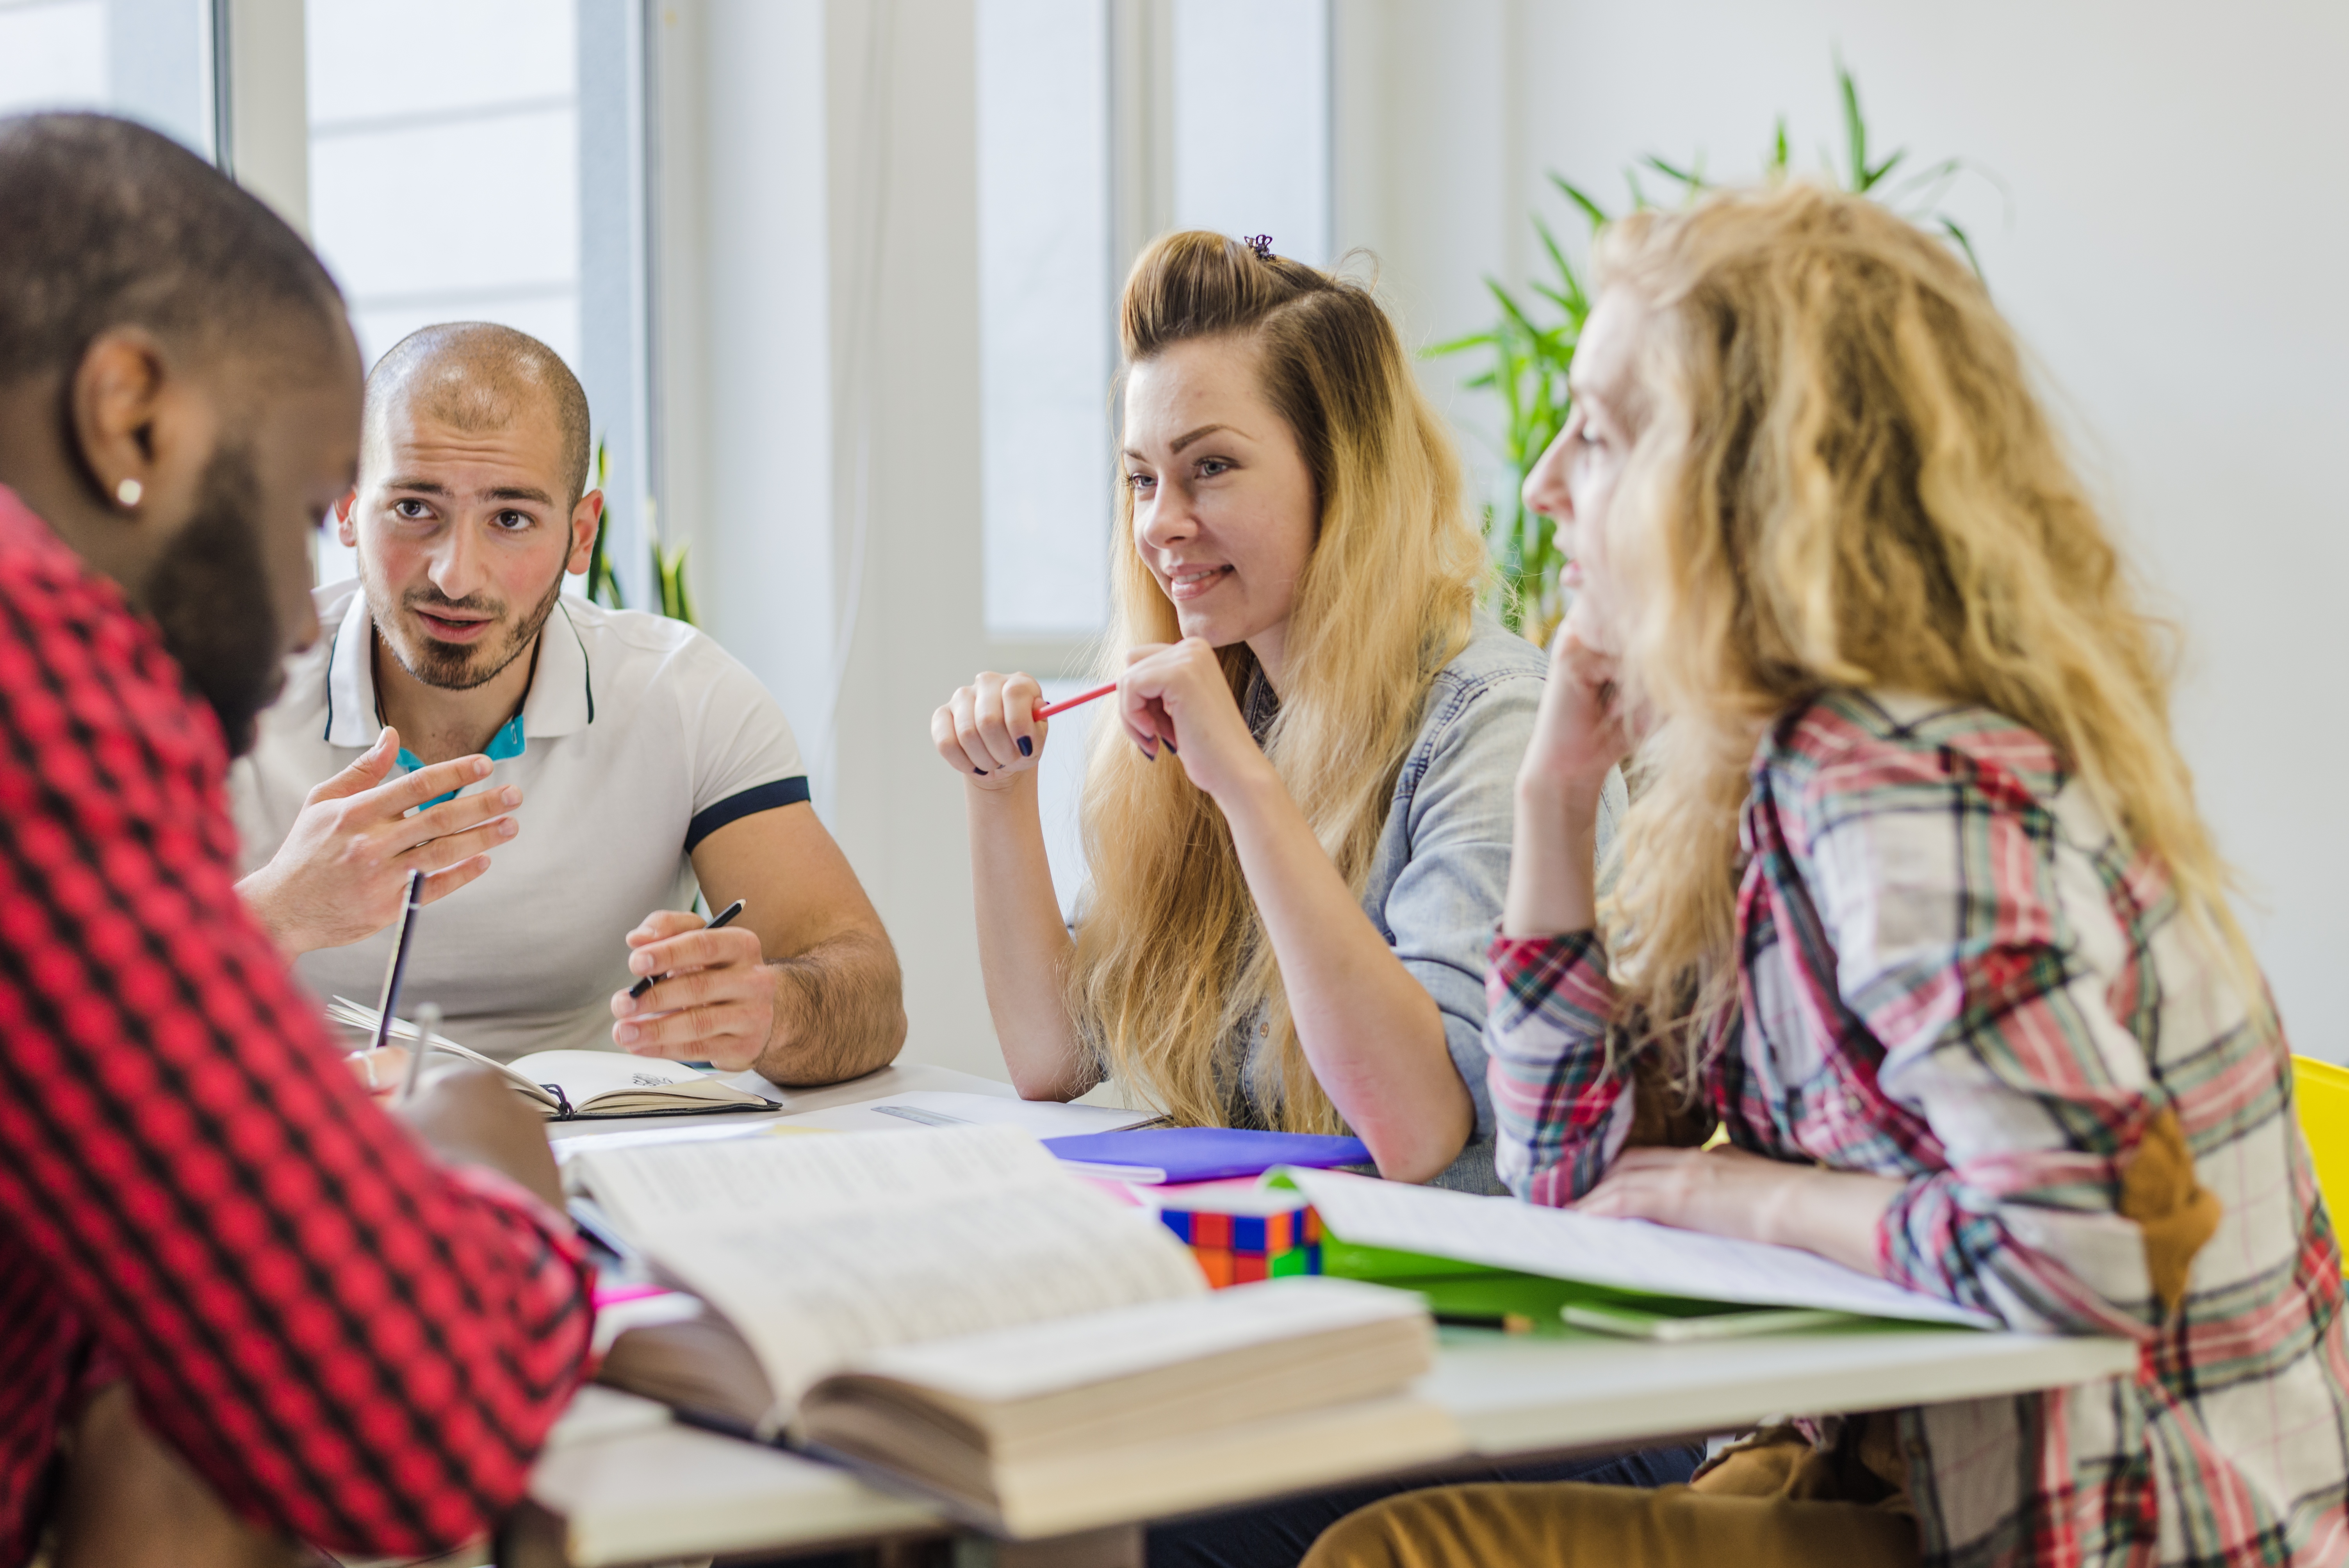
521, 1322, 2137, 1566
1423, 1320, 2135, 1456
541, 1059, 1019, 1145
524, 1066, 2139, 1565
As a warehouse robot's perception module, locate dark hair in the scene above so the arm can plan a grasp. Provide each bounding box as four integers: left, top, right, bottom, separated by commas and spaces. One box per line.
0, 112, 343, 386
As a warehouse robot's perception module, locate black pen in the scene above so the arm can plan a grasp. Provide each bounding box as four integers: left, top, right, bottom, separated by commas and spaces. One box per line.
370, 870, 426, 1055
1433, 1311, 1536, 1334
627, 898, 746, 999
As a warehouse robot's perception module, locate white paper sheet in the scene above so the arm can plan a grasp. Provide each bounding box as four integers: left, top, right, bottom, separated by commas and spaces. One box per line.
843, 1276, 1423, 1403
550, 1122, 780, 1165
567, 1123, 1064, 1233
777, 1090, 1159, 1136
1289, 1169, 1994, 1329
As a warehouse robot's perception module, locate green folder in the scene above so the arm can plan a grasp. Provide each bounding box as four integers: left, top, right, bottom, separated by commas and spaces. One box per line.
1269, 1174, 1904, 1342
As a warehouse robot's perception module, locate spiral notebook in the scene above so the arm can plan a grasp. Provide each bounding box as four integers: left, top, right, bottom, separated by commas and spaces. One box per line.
328, 998, 778, 1120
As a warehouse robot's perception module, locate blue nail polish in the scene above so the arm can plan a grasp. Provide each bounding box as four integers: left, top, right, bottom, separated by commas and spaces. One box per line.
973, 767, 989, 775
1163, 737, 1178, 755
1018, 736, 1033, 757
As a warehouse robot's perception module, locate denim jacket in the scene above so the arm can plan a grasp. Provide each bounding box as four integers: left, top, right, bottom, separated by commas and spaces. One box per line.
1232, 611, 1625, 1192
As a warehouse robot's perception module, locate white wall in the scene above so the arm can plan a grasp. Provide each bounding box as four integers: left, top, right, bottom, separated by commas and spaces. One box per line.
1340, 0, 2349, 1062
667, 0, 2349, 1075
670, 0, 1005, 1080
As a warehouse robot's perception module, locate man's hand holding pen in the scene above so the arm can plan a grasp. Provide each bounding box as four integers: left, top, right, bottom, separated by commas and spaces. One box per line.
610, 901, 775, 1069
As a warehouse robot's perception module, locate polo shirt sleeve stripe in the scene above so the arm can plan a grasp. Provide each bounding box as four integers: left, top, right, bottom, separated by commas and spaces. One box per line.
686, 775, 812, 852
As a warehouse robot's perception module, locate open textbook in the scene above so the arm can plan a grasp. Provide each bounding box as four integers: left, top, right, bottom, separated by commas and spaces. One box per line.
565, 1126, 1460, 1535
328, 998, 776, 1120
1287, 1168, 1998, 1329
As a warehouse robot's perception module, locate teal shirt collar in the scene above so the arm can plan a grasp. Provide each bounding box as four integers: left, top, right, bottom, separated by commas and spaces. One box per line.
401, 712, 525, 807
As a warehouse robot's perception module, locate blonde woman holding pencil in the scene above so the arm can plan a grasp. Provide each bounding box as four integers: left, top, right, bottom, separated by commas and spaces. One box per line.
933, 231, 1620, 1191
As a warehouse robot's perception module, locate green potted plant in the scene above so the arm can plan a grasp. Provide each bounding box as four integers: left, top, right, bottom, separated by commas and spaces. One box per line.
584, 438, 696, 625
1431, 62, 1987, 644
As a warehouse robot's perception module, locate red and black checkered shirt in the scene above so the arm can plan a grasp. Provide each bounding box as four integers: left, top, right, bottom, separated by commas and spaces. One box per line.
0, 486, 593, 1562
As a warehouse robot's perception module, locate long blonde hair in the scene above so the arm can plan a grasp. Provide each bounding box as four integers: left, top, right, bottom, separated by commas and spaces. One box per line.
1068, 232, 1487, 1131
1592, 183, 2259, 1076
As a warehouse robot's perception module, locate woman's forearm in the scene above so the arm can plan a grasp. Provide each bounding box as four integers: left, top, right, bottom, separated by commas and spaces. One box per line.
1758, 1166, 1903, 1276
1502, 776, 1607, 937
965, 776, 1092, 1099
1217, 768, 1471, 1183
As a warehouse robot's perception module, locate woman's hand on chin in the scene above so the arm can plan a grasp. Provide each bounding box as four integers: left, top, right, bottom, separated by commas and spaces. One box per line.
1518, 618, 1631, 804
1118, 638, 1270, 801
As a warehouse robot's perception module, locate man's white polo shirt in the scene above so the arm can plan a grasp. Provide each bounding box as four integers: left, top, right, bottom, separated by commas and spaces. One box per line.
231, 581, 809, 1060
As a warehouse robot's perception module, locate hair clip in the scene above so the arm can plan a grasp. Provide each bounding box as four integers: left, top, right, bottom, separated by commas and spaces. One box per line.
1244, 234, 1274, 260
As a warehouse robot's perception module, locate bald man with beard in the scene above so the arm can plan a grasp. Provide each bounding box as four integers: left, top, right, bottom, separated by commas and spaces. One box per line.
231, 323, 906, 1083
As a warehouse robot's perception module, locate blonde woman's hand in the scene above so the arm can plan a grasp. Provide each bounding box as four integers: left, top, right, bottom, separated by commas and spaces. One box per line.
1118, 638, 1270, 802
1519, 626, 1630, 802
934, 671, 1047, 791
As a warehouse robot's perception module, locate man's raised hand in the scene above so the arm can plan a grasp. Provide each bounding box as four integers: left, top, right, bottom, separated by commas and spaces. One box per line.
236, 726, 520, 955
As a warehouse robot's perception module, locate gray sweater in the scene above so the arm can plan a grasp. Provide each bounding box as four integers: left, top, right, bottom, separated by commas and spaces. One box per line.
1228, 612, 1625, 1192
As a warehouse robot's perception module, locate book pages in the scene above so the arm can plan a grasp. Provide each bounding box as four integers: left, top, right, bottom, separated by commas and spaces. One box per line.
779, 1090, 1159, 1136
568, 1126, 1208, 1422
505, 1049, 768, 1112
569, 1124, 1076, 1231
838, 1276, 1424, 1404
1290, 1169, 1995, 1328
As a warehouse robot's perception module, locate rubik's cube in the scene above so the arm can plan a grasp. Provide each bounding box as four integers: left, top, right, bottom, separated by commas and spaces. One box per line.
1158, 1196, 1324, 1288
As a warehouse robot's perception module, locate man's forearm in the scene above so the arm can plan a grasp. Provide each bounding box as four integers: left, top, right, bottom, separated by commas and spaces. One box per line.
755, 927, 908, 1086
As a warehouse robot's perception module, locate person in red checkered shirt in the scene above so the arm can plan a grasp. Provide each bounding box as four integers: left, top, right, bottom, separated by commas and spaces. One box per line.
0, 115, 594, 1566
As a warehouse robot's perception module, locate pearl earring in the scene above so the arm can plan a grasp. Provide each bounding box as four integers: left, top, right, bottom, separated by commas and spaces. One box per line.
114, 478, 143, 509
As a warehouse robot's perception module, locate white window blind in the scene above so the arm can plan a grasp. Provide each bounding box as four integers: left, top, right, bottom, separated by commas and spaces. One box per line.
975, 0, 1113, 639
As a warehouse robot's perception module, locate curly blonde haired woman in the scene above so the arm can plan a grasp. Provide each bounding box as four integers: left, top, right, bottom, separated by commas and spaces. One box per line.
1307, 185, 2348, 1567
932, 231, 1624, 1191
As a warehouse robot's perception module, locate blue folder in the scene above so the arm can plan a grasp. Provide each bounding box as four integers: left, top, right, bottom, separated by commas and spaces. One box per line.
1040, 1128, 1373, 1184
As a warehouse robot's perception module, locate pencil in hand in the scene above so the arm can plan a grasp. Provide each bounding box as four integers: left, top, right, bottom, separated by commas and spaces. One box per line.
1033, 680, 1117, 721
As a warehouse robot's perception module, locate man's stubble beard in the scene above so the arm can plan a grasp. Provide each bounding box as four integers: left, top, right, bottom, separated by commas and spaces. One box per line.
371, 559, 567, 693
143, 443, 286, 759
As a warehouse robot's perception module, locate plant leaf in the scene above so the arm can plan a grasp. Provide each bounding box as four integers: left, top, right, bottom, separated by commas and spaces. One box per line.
1423, 330, 1495, 357
1939, 215, 1986, 283
1551, 174, 1610, 233
1642, 151, 1703, 189
1485, 278, 1543, 339
1532, 216, 1574, 285
1839, 55, 1868, 192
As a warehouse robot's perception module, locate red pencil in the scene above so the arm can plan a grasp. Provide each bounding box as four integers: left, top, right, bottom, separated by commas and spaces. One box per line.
1034, 680, 1118, 720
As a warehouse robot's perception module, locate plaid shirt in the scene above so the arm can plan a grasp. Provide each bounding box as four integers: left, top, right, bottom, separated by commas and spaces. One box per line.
1488, 690, 2349, 1568
0, 488, 593, 1563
